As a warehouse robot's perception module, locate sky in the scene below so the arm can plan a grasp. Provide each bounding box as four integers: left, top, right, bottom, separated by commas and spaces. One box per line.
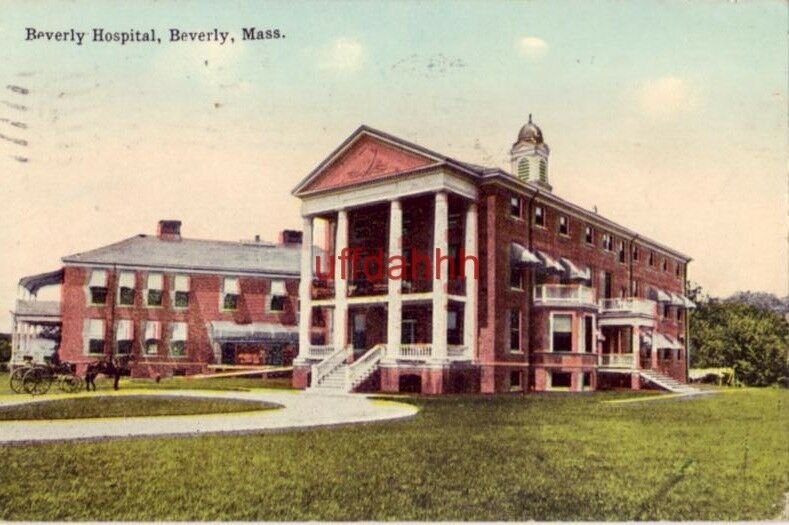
0, 0, 786, 331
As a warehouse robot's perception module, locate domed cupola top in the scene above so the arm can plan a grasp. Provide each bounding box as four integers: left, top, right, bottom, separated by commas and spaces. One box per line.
515, 114, 543, 145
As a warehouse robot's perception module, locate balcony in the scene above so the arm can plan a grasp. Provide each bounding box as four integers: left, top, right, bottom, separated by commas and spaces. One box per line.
532, 352, 598, 367
599, 298, 656, 318
348, 278, 388, 297
600, 353, 636, 369
311, 279, 335, 300
533, 285, 596, 308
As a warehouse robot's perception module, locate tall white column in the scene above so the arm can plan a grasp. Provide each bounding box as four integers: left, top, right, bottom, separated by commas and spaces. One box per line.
296, 216, 313, 363
386, 199, 403, 362
333, 210, 349, 352
432, 192, 449, 361
463, 202, 478, 358
632, 323, 640, 369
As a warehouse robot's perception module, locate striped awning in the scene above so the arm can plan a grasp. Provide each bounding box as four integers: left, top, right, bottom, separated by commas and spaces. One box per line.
209, 321, 298, 343
560, 257, 591, 281
669, 293, 686, 307
536, 250, 564, 273
649, 288, 672, 303
681, 295, 696, 309
510, 243, 540, 266
654, 333, 682, 349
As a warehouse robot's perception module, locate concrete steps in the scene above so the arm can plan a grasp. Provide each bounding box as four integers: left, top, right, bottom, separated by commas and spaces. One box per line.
639, 369, 700, 394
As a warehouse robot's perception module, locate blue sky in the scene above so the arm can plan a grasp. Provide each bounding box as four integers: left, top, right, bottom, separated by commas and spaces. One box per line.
0, 0, 786, 330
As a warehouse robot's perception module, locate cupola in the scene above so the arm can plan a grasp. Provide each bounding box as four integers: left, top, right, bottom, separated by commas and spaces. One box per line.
510, 114, 551, 191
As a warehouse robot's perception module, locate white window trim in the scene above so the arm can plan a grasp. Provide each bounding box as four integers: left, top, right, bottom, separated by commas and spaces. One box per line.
84, 319, 106, 356
172, 274, 191, 310
221, 277, 240, 311
533, 206, 546, 228
547, 371, 572, 391
558, 215, 570, 237
549, 312, 574, 353
117, 271, 136, 307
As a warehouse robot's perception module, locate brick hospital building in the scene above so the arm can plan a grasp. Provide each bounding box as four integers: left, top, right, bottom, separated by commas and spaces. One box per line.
292, 119, 695, 394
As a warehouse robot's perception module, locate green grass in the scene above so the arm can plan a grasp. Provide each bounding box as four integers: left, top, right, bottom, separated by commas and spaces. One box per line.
0, 395, 277, 420
0, 388, 786, 521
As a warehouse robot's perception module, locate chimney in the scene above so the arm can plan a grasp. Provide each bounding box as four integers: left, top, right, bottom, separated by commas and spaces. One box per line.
157, 220, 182, 241
279, 230, 303, 246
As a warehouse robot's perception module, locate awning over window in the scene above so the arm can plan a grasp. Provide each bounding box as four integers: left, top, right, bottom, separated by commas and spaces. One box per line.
270, 279, 287, 296
115, 320, 133, 341
560, 257, 591, 281
118, 271, 135, 288
174, 275, 190, 292
19, 269, 64, 294
87, 319, 105, 338
681, 295, 696, 309
509, 243, 540, 266
649, 288, 672, 303
171, 322, 188, 342
654, 333, 682, 349
669, 293, 686, 307
144, 321, 162, 341
88, 269, 108, 288
536, 250, 564, 273
223, 277, 240, 294
147, 273, 163, 290
209, 321, 298, 343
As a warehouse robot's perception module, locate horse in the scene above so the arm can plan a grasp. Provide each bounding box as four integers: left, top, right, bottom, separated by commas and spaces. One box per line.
85, 356, 131, 391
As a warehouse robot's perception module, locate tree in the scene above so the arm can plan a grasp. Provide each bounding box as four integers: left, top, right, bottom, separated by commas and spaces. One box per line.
689, 285, 789, 386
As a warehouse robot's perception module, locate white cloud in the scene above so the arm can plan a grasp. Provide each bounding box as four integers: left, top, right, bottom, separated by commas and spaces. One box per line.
638, 77, 698, 119
518, 37, 548, 59
319, 37, 365, 71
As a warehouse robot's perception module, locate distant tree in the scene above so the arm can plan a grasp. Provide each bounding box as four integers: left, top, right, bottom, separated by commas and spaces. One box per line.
690, 285, 789, 386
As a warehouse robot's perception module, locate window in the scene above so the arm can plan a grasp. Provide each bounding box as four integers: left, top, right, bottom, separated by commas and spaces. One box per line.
510, 195, 523, 218
663, 304, 670, 318
85, 319, 105, 354
115, 319, 133, 354
517, 158, 530, 180
662, 258, 668, 272
582, 372, 592, 391
551, 314, 573, 352
618, 241, 626, 263
539, 159, 547, 183
558, 215, 569, 236
510, 370, 522, 392
649, 251, 655, 266
117, 271, 136, 306
550, 372, 572, 389
146, 273, 163, 307
269, 279, 287, 312
170, 322, 187, 357
509, 309, 521, 352
583, 316, 594, 353
534, 205, 545, 227
510, 263, 523, 289
222, 277, 240, 310
632, 280, 639, 297
632, 245, 639, 261
675, 263, 681, 277
88, 269, 108, 305
448, 310, 462, 345
602, 234, 612, 251
173, 275, 190, 308
143, 321, 162, 356
585, 226, 594, 245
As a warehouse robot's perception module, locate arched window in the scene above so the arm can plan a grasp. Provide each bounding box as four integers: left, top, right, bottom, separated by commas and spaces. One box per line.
539, 159, 547, 183
517, 158, 530, 180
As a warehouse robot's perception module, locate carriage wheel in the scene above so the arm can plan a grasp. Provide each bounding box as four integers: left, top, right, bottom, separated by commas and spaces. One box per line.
59, 374, 83, 393
22, 367, 52, 396
9, 367, 27, 394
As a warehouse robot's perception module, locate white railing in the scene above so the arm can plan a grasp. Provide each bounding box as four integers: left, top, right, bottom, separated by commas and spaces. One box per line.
398, 344, 433, 360
307, 345, 336, 359
311, 345, 351, 388
600, 353, 636, 368
447, 345, 469, 360
599, 298, 656, 317
347, 344, 385, 389
534, 285, 595, 306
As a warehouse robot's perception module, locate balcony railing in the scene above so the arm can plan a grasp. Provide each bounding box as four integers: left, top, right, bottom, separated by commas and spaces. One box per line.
600, 353, 636, 369
348, 279, 388, 297
533, 285, 596, 307
398, 344, 433, 360
306, 345, 336, 359
447, 345, 469, 360
599, 298, 656, 317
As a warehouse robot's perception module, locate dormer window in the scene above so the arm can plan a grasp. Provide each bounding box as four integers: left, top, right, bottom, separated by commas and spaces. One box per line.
558, 215, 569, 236
117, 271, 136, 306
222, 277, 240, 310
534, 205, 545, 227
585, 226, 594, 244
510, 195, 523, 218
88, 269, 108, 305
146, 273, 163, 307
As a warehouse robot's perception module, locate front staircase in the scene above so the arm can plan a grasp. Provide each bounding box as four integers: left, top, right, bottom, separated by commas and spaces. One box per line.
307, 344, 384, 394
639, 369, 701, 394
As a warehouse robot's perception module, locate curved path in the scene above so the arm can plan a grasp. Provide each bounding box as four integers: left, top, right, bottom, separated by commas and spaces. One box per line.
0, 389, 419, 444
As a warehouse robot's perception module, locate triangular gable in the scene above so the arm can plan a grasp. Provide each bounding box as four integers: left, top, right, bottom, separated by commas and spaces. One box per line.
294, 128, 441, 195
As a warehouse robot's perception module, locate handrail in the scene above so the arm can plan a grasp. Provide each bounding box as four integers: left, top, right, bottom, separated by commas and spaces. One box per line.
311, 345, 350, 388
347, 344, 385, 388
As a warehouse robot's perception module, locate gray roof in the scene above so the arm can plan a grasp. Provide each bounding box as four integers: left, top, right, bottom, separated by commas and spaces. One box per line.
14, 300, 61, 318
62, 235, 301, 276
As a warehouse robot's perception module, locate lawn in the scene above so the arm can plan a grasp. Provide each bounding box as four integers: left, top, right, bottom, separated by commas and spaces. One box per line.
0, 388, 786, 521
0, 395, 276, 420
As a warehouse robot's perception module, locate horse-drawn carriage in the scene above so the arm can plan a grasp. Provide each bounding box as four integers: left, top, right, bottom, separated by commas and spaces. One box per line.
9, 361, 83, 395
